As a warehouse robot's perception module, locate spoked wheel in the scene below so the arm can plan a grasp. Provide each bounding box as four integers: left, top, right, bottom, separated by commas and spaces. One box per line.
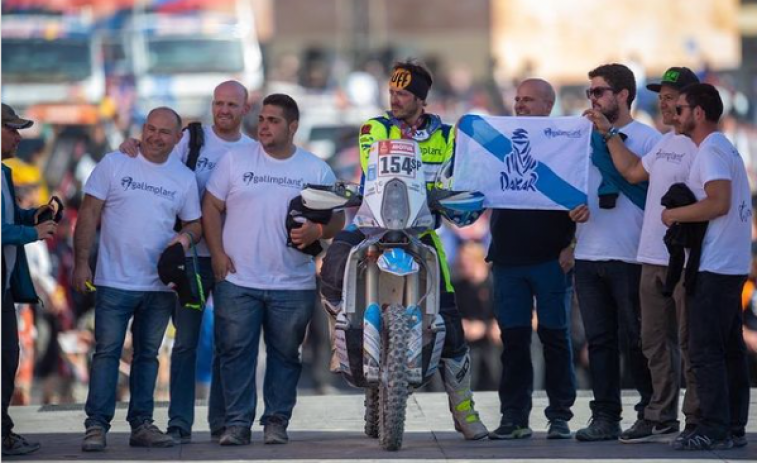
378, 303, 410, 451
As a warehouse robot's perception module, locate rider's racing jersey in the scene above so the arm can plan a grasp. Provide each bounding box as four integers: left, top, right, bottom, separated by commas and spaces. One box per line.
357, 112, 455, 292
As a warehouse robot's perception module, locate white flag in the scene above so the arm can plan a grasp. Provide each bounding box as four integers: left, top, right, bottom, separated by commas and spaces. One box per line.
453, 115, 592, 210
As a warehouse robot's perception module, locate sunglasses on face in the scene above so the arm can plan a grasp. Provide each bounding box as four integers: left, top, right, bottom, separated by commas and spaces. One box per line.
585, 86, 614, 99
675, 104, 692, 116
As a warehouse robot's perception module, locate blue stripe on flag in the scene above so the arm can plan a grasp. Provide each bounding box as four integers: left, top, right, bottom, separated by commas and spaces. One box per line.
458, 115, 512, 162
459, 115, 587, 210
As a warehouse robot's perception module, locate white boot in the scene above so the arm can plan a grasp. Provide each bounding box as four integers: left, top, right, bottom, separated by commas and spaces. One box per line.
441, 352, 489, 440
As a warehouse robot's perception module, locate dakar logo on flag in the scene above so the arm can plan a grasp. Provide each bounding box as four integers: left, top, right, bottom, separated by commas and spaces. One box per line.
453, 115, 592, 211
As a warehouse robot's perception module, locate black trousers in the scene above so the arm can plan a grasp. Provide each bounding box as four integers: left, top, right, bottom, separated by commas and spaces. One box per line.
321, 228, 467, 359
687, 271, 750, 438
2, 290, 20, 437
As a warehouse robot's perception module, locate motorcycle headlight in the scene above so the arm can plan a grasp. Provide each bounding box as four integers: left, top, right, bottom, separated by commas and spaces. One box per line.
381, 179, 409, 230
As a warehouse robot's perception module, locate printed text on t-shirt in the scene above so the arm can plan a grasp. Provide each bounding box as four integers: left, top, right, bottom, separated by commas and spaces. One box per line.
120, 176, 177, 199
242, 172, 305, 189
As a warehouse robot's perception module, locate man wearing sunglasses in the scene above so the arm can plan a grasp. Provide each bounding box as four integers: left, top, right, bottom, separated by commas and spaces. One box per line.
661, 83, 751, 450
584, 67, 701, 446
570, 63, 660, 442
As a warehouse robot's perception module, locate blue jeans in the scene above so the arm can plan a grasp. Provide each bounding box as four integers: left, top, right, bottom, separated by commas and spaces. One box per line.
84, 287, 175, 430
168, 257, 224, 433
492, 260, 576, 424
214, 281, 315, 428
574, 260, 652, 421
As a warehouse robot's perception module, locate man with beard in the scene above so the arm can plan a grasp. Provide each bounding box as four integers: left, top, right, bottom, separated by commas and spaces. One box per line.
319, 60, 489, 441
120, 81, 256, 443
586, 67, 701, 445
662, 83, 751, 450
203, 94, 345, 446
570, 63, 659, 442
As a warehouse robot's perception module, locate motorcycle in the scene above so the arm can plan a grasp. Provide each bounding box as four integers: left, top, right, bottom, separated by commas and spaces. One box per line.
301, 139, 484, 450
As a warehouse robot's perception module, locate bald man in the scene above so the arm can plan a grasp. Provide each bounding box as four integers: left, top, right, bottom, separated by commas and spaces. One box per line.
122, 81, 258, 444
487, 79, 579, 441
74, 107, 203, 451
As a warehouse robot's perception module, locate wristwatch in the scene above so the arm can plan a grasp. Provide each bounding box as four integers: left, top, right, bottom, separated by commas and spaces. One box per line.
603, 126, 620, 142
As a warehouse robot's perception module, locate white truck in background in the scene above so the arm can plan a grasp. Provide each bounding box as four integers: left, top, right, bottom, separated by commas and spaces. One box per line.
127, 0, 264, 122
1, 13, 106, 126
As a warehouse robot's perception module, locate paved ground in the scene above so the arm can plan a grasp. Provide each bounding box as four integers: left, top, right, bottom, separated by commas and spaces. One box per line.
5, 391, 757, 462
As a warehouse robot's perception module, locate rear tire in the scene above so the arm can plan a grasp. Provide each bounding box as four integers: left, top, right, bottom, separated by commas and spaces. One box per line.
364, 387, 379, 438
378, 303, 409, 451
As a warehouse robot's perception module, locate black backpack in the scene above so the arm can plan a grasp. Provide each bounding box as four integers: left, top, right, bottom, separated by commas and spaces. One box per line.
174, 122, 204, 232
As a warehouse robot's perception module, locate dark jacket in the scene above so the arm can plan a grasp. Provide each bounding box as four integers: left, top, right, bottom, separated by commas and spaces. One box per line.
660, 182, 708, 296
1, 164, 40, 304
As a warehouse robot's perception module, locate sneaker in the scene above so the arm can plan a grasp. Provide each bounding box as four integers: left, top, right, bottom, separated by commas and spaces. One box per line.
547, 419, 572, 439
673, 428, 733, 451
2, 432, 41, 456
129, 422, 175, 448
166, 426, 191, 444
488, 423, 533, 440
619, 419, 678, 444
263, 416, 289, 445
81, 426, 107, 452
219, 426, 251, 446
575, 418, 621, 442
671, 423, 697, 449
210, 427, 224, 443
731, 429, 748, 448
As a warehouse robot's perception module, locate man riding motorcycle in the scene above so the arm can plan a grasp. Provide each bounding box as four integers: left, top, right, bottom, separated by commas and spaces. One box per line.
320, 60, 488, 440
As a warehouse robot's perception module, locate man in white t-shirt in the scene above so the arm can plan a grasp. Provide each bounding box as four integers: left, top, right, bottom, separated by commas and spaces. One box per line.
73, 107, 202, 452
587, 67, 701, 444
203, 94, 345, 446
570, 63, 660, 442
121, 81, 258, 443
662, 83, 751, 451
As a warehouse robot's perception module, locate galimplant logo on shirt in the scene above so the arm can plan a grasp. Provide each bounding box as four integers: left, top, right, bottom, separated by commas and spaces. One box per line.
655, 148, 685, 164
120, 176, 177, 199
739, 200, 753, 223
242, 171, 304, 189
195, 157, 216, 172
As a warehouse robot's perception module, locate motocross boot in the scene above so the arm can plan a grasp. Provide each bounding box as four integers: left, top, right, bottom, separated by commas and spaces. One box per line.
441, 352, 489, 440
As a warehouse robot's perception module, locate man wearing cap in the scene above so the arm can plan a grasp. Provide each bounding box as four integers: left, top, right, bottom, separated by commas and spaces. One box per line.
2, 104, 56, 456
120, 81, 256, 443
587, 67, 701, 444
73, 107, 202, 452
319, 59, 489, 440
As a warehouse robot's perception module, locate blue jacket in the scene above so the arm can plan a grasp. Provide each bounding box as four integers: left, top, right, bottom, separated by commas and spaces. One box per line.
2, 164, 39, 304
590, 131, 648, 210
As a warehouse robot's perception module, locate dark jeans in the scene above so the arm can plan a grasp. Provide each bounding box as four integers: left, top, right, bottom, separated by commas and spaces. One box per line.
168, 257, 222, 433
687, 271, 750, 438
2, 291, 19, 437
492, 260, 576, 424
574, 260, 652, 421
321, 228, 467, 359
